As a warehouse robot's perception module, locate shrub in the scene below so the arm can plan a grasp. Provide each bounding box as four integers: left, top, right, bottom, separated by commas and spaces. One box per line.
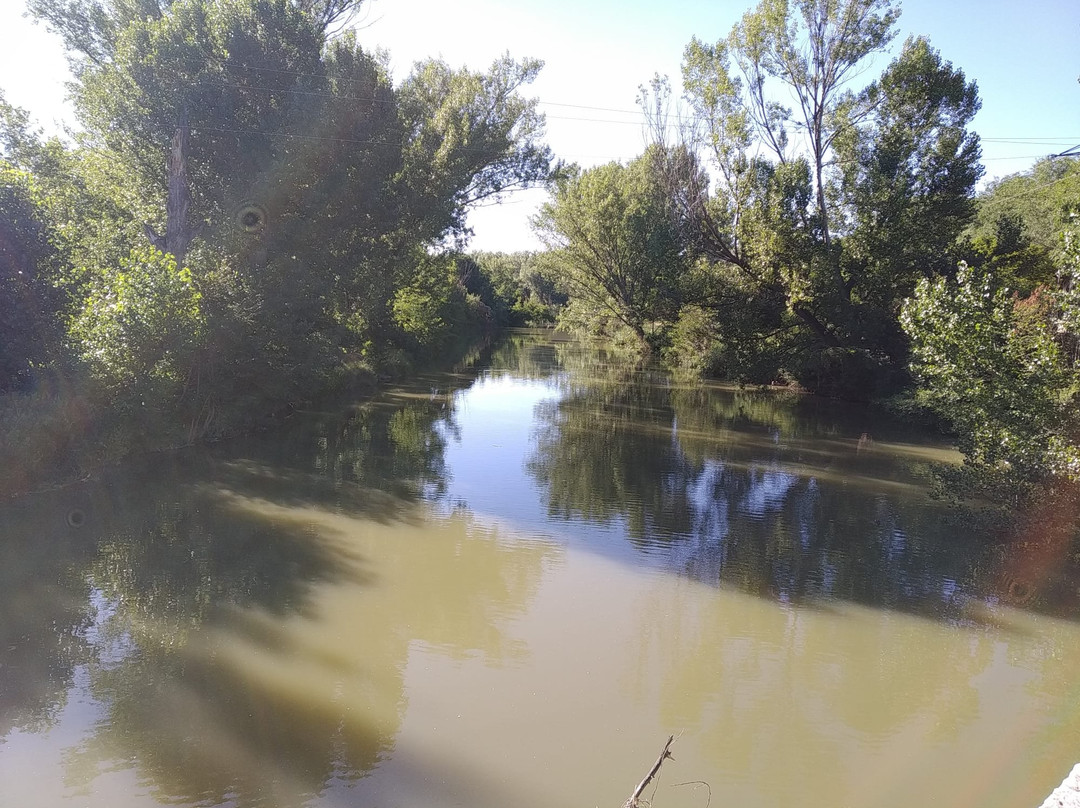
70, 246, 204, 402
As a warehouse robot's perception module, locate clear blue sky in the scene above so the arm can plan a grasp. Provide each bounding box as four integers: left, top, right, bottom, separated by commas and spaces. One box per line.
1, 0, 1077, 251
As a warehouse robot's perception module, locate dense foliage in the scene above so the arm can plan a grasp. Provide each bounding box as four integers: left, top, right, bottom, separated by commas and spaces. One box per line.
0, 0, 556, 492
901, 218, 1080, 502
534, 148, 686, 349
459, 251, 564, 327
540, 0, 982, 399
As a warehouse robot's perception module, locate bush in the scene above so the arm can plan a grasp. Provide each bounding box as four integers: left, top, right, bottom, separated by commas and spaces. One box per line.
69, 246, 204, 403
901, 259, 1080, 492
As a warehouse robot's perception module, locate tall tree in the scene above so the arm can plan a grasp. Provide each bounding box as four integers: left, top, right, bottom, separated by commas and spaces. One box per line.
534, 148, 686, 347
728, 0, 900, 252
650, 0, 982, 394
26, 0, 367, 67
832, 36, 983, 360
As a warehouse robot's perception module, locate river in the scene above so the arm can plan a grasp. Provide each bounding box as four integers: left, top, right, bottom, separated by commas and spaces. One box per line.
2, 330, 1079, 808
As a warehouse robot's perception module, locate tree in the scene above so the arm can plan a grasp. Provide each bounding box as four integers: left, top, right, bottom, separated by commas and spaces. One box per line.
26, 0, 368, 67
728, 0, 901, 252
0, 159, 63, 389
961, 158, 1080, 295
900, 238, 1080, 499
832, 36, 983, 361
57, 0, 555, 329
959, 211, 1058, 298
534, 148, 686, 348
650, 0, 982, 394
395, 55, 555, 244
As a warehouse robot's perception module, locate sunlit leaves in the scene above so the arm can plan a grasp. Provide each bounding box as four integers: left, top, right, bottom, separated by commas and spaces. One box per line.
901, 261, 1080, 488
534, 148, 685, 346
396, 54, 554, 241
71, 245, 204, 392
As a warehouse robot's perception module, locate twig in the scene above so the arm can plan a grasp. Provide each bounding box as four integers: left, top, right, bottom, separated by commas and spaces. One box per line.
673, 780, 712, 808
624, 735, 676, 808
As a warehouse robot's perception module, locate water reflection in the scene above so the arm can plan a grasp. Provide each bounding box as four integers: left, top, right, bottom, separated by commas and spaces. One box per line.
526, 344, 1080, 624
3, 331, 1080, 808
627, 576, 1080, 808
0, 368, 555, 807
63, 502, 552, 807
0, 493, 97, 739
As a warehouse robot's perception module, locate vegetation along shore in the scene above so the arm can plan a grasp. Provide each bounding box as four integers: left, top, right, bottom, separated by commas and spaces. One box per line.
2, 0, 1079, 533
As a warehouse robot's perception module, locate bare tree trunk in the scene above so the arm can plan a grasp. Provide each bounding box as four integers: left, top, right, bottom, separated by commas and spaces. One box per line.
146, 109, 198, 265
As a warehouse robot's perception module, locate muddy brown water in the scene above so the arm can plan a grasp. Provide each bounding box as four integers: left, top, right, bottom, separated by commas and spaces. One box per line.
2, 332, 1079, 808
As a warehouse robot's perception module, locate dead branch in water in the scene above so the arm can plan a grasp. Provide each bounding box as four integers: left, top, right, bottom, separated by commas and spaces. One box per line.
624, 735, 676, 808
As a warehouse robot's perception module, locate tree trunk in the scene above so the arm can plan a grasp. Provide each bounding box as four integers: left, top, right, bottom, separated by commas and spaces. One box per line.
793, 303, 841, 348
146, 110, 198, 265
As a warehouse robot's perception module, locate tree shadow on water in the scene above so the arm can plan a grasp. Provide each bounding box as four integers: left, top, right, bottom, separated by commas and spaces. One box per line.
0, 457, 377, 806
0, 362, 559, 807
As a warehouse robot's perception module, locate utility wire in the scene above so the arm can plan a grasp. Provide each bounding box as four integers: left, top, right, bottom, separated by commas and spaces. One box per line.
80, 64, 1078, 168
186, 120, 1076, 168
209, 67, 1080, 143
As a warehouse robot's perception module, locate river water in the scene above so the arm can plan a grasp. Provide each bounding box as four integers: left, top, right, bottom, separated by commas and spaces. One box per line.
2, 331, 1079, 808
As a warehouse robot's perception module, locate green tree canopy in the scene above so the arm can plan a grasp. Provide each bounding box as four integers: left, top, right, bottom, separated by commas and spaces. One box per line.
641, 0, 983, 394
534, 148, 686, 347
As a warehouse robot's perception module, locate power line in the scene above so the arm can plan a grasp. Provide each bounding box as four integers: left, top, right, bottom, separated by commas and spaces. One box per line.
190, 123, 543, 160
209, 67, 1080, 144
182, 122, 1073, 170
984, 154, 1061, 161
71, 66, 1075, 168
193, 124, 387, 146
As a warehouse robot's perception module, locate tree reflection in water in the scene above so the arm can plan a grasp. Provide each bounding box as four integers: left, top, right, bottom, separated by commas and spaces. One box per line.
4, 332, 1080, 808
0, 362, 555, 807
527, 344, 1080, 624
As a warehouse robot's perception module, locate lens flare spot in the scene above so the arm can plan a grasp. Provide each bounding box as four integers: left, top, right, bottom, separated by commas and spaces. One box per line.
235, 202, 267, 233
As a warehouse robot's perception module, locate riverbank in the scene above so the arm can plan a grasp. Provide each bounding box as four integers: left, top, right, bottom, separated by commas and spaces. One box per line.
0, 334, 506, 501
